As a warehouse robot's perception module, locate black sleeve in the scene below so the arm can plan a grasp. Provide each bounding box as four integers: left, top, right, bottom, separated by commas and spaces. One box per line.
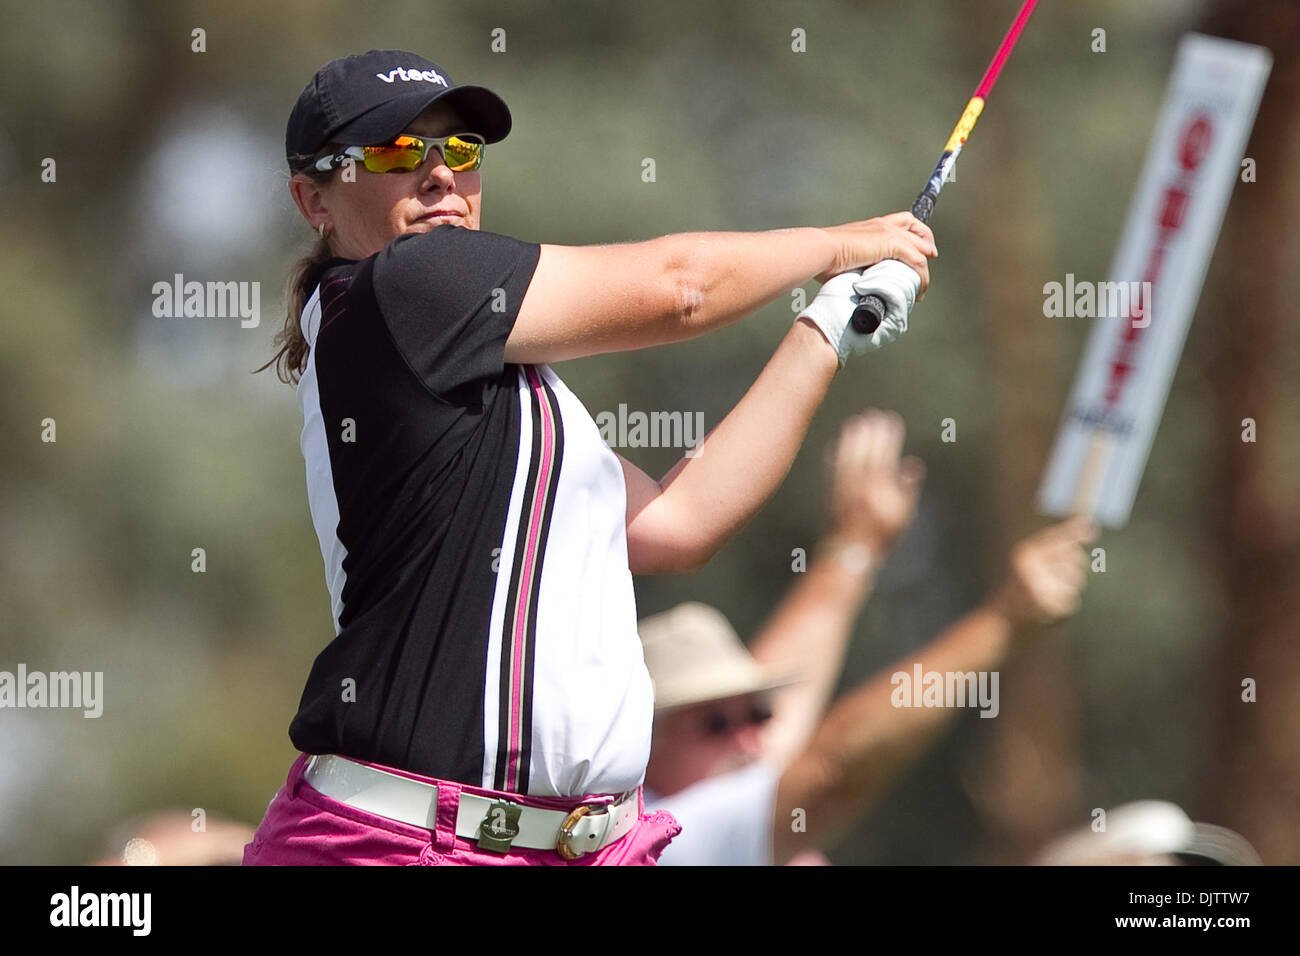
371, 226, 541, 399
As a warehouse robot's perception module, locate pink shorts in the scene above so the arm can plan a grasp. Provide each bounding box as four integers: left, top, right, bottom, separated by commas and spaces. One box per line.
242, 753, 681, 866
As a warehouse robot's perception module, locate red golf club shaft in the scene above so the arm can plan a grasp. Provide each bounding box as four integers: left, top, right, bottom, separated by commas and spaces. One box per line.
851, 0, 1040, 333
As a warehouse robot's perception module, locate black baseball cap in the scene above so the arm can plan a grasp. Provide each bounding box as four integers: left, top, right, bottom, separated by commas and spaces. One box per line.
285, 50, 512, 171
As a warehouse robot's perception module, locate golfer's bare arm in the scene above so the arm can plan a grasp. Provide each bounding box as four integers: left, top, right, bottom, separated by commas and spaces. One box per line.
505, 230, 832, 363
505, 220, 936, 574
506, 220, 933, 364
616, 319, 835, 573
770, 605, 1016, 865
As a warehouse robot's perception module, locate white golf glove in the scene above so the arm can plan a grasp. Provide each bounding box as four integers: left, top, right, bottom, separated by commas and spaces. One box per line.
797, 259, 921, 367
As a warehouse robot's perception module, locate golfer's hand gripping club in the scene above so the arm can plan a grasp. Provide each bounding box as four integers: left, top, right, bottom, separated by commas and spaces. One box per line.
798, 255, 920, 368
851, 193, 935, 334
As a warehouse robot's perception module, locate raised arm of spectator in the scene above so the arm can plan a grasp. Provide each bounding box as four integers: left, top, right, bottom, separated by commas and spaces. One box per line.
747, 411, 925, 770
770, 517, 1097, 864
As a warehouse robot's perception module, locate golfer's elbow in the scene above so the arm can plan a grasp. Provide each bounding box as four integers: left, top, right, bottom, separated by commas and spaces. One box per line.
653, 529, 717, 576
677, 536, 719, 575
626, 510, 718, 575
662, 239, 712, 335
676, 511, 742, 572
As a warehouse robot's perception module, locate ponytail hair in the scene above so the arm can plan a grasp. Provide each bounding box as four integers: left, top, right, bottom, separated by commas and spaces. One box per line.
257, 238, 334, 384
258, 164, 336, 385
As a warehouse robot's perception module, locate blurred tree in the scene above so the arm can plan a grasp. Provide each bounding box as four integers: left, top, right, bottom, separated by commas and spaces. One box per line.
1201, 0, 1300, 865
959, 0, 1083, 864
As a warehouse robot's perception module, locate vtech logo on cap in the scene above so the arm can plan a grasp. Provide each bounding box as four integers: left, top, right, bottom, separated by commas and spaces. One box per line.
375, 66, 449, 87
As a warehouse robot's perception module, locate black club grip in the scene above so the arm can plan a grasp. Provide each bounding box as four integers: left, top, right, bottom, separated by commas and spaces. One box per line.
849, 191, 937, 334
853, 294, 887, 334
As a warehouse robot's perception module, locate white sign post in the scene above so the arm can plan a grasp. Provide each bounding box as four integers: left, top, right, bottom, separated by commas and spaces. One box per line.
1038, 34, 1271, 527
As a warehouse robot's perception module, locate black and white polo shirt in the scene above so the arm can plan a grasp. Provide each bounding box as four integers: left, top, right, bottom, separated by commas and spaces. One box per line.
289, 225, 653, 798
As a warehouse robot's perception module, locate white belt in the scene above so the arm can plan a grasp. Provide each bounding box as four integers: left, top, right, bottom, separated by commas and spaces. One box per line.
302, 754, 640, 859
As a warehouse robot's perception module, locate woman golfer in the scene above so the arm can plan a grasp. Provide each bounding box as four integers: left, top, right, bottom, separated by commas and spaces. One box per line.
245, 49, 935, 866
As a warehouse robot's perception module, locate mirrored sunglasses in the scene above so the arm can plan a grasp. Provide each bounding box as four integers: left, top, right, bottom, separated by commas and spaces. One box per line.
314, 132, 485, 174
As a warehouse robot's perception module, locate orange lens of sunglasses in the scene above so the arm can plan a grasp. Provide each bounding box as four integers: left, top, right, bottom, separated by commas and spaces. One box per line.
360, 134, 483, 173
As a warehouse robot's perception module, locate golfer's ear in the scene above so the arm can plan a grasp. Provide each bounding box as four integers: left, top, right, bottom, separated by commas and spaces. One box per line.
290, 175, 329, 227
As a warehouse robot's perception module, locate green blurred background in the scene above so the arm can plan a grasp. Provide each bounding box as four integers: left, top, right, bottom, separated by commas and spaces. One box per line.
1, 0, 1296, 864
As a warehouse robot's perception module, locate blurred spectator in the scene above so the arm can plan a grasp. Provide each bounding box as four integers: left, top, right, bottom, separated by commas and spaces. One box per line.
641, 411, 1095, 864
92, 810, 254, 866
1034, 800, 1262, 865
